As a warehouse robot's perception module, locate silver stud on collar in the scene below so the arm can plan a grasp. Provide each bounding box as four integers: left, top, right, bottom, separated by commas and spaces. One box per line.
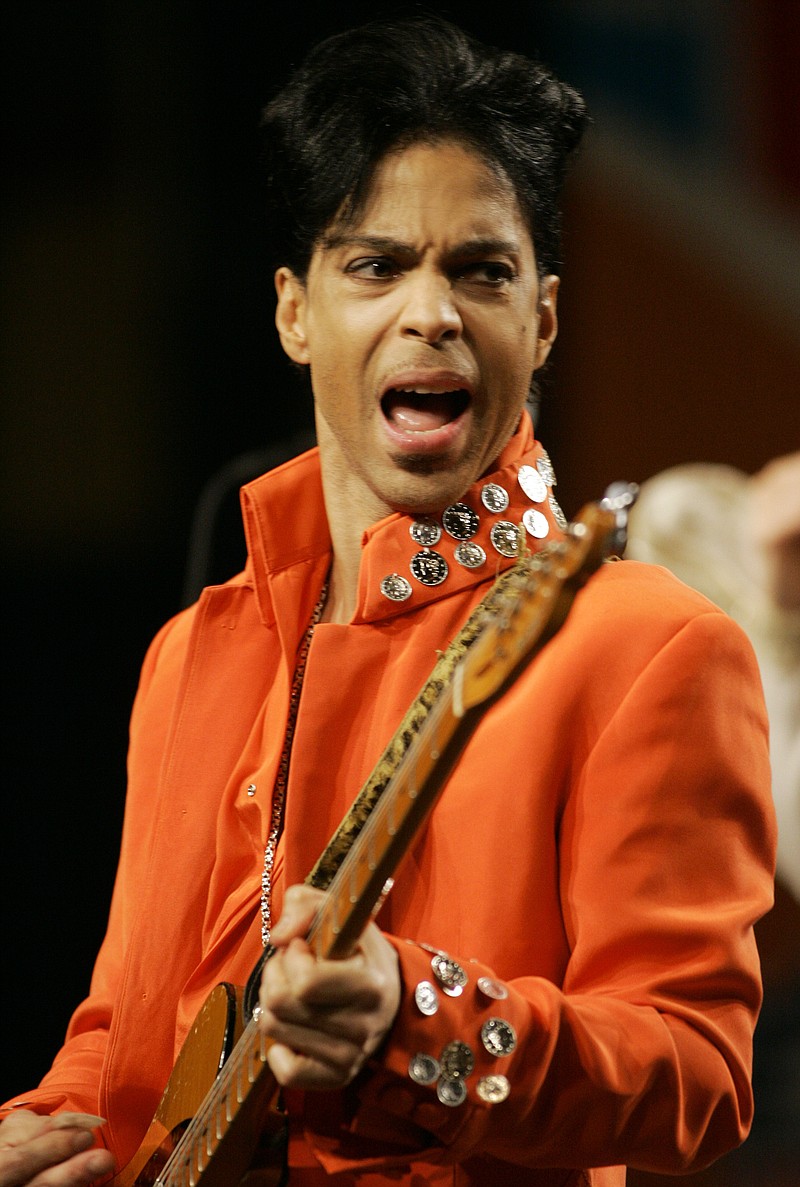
477, 976, 509, 1001
437, 1077, 468, 1107
410, 518, 442, 547
454, 541, 487, 569
518, 464, 547, 503
410, 549, 448, 587
380, 573, 413, 602
522, 508, 550, 539
442, 502, 479, 541
480, 482, 510, 513
537, 451, 556, 487
490, 521, 521, 558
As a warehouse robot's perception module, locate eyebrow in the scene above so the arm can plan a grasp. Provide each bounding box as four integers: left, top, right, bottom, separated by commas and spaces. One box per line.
320, 233, 522, 259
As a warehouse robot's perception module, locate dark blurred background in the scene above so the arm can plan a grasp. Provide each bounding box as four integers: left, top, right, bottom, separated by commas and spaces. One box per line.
3, 2, 799, 1183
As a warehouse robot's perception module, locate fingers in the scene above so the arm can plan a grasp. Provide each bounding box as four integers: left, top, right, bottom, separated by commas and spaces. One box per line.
269, 883, 326, 946
1, 1115, 105, 1143
257, 888, 401, 1090
261, 938, 381, 1048
0, 1112, 114, 1187
266, 1040, 360, 1091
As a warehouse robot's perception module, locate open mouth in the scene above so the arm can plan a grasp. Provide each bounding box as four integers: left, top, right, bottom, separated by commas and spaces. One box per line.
381, 387, 471, 433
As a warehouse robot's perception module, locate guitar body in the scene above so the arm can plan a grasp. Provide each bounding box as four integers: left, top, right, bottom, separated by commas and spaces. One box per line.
113, 983, 286, 1187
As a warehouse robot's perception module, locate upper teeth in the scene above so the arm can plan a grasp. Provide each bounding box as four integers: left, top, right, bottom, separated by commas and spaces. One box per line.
395, 386, 460, 395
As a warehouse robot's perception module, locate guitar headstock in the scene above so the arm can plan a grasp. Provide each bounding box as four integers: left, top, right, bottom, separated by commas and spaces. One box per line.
452, 484, 638, 716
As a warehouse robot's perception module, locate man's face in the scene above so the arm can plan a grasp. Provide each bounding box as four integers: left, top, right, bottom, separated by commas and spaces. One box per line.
275, 140, 558, 520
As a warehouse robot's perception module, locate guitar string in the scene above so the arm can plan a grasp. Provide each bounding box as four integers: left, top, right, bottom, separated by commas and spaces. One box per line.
157, 1015, 265, 1187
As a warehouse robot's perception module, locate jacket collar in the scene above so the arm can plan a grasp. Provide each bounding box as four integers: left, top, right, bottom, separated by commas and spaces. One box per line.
240, 414, 565, 632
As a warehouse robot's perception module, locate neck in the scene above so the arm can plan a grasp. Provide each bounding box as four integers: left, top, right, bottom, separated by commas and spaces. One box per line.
320, 550, 360, 624
318, 442, 394, 627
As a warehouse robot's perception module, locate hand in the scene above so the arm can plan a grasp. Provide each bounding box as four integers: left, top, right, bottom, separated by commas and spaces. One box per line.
257, 884, 401, 1091
0, 1111, 114, 1187
748, 451, 800, 611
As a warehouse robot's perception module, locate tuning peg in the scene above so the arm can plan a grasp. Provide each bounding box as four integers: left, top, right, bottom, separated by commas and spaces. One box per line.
599, 481, 640, 555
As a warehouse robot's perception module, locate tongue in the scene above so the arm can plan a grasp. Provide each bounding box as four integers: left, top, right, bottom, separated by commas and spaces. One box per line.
384, 391, 461, 432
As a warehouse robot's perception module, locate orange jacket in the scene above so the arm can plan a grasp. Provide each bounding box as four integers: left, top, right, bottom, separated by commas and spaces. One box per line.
3, 420, 775, 1186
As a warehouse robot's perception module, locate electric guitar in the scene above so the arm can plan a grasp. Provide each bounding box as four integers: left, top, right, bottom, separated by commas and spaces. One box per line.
111, 485, 636, 1187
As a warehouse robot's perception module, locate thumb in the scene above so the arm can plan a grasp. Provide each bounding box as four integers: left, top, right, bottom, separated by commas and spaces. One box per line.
270, 883, 326, 945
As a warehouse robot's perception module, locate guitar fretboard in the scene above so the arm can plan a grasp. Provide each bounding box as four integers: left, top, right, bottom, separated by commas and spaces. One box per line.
156, 1016, 269, 1187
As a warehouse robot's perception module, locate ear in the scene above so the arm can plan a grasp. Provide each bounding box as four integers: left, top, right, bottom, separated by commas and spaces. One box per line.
275, 267, 310, 364
534, 275, 559, 370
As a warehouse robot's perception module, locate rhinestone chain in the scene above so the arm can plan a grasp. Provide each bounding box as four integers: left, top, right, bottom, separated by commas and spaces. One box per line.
260, 581, 328, 947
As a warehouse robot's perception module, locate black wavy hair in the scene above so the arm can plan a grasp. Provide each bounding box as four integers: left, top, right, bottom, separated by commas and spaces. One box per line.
260, 15, 588, 279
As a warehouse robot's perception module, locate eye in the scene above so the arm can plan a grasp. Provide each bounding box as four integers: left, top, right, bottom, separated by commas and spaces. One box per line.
457, 261, 516, 286
345, 256, 400, 281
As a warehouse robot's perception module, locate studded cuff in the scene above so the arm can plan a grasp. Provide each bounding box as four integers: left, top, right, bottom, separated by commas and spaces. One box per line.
348, 936, 544, 1158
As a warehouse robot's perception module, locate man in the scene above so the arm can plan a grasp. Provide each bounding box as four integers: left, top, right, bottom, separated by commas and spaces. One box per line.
0, 17, 775, 1187
628, 450, 800, 901
626, 450, 800, 1184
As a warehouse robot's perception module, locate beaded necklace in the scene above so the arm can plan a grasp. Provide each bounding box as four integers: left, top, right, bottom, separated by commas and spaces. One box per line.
259, 581, 328, 947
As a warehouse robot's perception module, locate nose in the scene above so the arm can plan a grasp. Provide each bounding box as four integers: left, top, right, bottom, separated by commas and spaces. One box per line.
398, 270, 463, 343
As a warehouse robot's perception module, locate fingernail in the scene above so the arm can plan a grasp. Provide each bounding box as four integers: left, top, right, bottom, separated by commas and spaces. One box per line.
53, 1113, 107, 1130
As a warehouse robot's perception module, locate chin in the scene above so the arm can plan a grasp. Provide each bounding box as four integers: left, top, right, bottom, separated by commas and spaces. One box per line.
383, 471, 475, 517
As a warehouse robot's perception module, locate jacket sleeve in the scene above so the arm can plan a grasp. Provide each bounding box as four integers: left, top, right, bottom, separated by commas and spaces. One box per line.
0, 613, 186, 1122
301, 609, 776, 1177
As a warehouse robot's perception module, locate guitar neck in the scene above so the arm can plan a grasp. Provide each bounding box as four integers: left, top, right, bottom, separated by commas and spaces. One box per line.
308, 679, 475, 959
